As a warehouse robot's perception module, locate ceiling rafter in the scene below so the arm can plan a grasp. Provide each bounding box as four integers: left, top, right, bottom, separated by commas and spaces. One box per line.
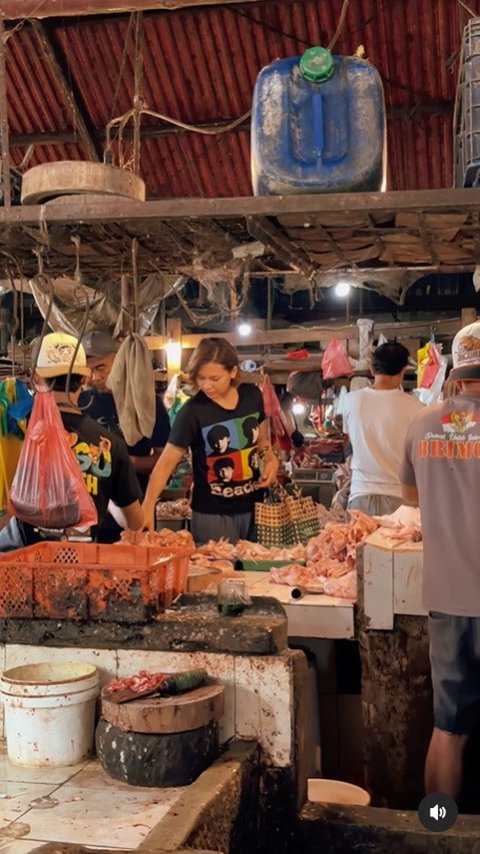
7, 99, 454, 150
247, 215, 320, 282
29, 19, 100, 162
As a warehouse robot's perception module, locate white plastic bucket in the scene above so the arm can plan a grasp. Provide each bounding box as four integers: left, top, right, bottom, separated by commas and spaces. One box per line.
0, 662, 100, 767
307, 778, 371, 806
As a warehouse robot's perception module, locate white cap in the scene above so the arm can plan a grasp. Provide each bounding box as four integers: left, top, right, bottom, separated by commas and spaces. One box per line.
450, 320, 480, 382
35, 332, 91, 379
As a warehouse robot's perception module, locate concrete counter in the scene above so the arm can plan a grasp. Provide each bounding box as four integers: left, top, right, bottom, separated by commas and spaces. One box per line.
243, 572, 355, 640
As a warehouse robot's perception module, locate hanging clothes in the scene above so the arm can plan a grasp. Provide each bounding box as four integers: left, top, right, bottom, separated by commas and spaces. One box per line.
106, 334, 156, 445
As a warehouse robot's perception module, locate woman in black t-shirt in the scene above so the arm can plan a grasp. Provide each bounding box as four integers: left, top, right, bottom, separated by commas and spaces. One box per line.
142, 338, 279, 545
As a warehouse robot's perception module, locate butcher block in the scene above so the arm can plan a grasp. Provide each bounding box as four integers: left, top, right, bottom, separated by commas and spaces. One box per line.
101, 681, 225, 734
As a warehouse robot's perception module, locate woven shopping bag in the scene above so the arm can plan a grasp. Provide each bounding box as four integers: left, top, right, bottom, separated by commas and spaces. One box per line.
255, 485, 320, 547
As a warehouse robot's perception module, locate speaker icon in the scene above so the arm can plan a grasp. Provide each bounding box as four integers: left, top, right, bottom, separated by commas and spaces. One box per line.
429, 804, 447, 821
419, 793, 457, 831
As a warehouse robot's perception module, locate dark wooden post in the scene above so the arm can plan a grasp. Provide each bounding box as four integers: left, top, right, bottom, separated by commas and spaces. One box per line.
0, 15, 11, 210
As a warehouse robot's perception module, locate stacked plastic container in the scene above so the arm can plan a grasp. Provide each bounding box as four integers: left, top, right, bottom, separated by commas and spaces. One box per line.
251, 46, 386, 196
454, 19, 480, 187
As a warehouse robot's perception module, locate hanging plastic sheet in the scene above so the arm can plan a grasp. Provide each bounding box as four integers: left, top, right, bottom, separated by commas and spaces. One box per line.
29, 273, 167, 338
357, 318, 374, 357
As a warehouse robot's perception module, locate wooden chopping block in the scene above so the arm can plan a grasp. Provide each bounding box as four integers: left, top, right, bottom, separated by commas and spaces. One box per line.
21, 161, 146, 204
101, 681, 225, 734
187, 566, 222, 592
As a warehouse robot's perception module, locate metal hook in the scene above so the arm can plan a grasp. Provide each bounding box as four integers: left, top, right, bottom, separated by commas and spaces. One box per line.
71, 235, 82, 285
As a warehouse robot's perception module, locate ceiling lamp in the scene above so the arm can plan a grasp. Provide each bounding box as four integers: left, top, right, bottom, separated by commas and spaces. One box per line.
237, 322, 253, 337
334, 281, 351, 297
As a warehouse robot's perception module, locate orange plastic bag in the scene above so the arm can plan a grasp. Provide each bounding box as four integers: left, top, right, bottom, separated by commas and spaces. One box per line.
8, 390, 98, 530
321, 338, 353, 379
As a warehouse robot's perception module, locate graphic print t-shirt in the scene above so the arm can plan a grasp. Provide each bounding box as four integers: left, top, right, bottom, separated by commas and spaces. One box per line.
16, 412, 142, 545
78, 389, 171, 493
169, 384, 265, 514
400, 394, 480, 616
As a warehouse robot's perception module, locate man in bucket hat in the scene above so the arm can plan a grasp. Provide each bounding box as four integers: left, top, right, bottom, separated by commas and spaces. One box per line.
401, 320, 480, 800
0, 332, 143, 551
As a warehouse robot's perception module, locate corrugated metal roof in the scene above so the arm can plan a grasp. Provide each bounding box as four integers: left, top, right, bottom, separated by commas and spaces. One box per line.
3, 0, 472, 198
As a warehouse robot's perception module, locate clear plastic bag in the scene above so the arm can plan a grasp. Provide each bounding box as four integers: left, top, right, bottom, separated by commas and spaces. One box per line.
8, 391, 98, 530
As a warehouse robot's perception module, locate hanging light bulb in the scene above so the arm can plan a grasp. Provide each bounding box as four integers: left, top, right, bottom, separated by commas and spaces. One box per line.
238, 322, 252, 337
165, 339, 182, 374
334, 281, 351, 298
292, 401, 306, 416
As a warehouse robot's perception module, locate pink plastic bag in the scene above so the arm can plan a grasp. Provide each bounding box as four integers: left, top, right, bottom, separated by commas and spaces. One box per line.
321, 338, 353, 379
9, 390, 98, 530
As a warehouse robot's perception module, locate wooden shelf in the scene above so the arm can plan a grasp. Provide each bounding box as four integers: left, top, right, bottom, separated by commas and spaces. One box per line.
3, 189, 480, 302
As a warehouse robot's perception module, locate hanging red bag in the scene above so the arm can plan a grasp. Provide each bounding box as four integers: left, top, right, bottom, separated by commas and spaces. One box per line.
8, 390, 98, 530
321, 338, 353, 379
261, 374, 293, 452
418, 342, 441, 389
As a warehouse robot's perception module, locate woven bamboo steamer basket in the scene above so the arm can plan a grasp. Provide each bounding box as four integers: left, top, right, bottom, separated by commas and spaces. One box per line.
21, 161, 146, 205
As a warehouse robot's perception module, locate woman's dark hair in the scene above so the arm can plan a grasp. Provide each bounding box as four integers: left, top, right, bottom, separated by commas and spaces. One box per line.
372, 342, 410, 376
188, 337, 239, 385
48, 374, 84, 393
242, 416, 259, 443
213, 457, 234, 477
207, 424, 231, 450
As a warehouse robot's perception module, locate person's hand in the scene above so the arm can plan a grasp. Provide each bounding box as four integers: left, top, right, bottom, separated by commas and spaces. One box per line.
141, 501, 155, 532
259, 455, 279, 488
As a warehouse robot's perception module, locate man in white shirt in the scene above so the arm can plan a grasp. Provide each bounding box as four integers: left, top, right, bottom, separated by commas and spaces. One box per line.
342, 342, 423, 515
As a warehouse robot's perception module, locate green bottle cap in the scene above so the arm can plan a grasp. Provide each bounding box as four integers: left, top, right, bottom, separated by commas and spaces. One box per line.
299, 46, 335, 83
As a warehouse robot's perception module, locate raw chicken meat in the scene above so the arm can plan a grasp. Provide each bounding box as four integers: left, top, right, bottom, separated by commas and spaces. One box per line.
105, 670, 166, 695
269, 510, 378, 600
374, 505, 422, 544
323, 571, 357, 599
270, 564, 317, 587
235, 540, 306, 562
120, 528, 194, 550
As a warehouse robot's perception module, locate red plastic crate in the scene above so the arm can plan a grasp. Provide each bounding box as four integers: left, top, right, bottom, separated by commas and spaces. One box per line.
88, 564, 160, 621
34, 565, 88, 620
0, 564, 33, 618
0, 541, 192, 621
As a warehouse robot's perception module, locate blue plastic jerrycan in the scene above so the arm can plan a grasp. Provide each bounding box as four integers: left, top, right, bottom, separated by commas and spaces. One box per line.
251, 46, 386, 196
